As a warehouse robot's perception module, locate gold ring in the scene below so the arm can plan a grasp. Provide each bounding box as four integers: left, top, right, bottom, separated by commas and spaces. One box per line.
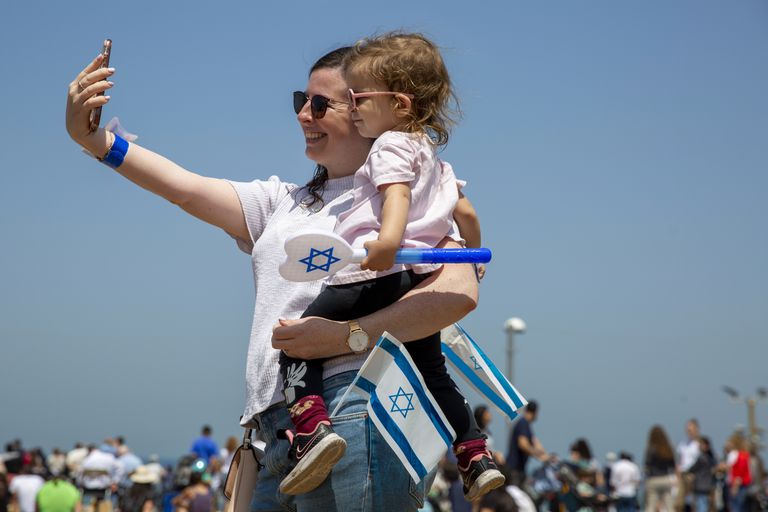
78, 79, 87, 91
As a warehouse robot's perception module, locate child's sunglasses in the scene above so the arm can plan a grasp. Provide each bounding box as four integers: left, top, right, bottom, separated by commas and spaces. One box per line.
293, 91, 348, 119
347, 89, 415, 111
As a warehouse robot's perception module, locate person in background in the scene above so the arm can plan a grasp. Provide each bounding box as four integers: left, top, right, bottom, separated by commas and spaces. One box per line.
66, 443, 89, 479
4, 440, 24, 475
98, 439, 118, 457
611, 452, 641, 512
688, 436, 716, 512
604, 452, 618, 494
479, 462, 537, 512
36, 473, 82, 512
29, 448, 51, 479
206, 457, 223, 510
0, 462, 11, 511
644, 425, 677, 512
219, 436, 238, 482
190, 426, 219, 464
143, 455, 166, 485
217, 435, 238, 508
676, 419, 701, 512
475, 405, 504, 463
121, 465, 161, 512
47, 448, 68, 478
78, 444, 122, 511
172, 460, 214, 512
442, 450, 472, 512
724, 433, 751, 512
116, 445, 143, 485
569, 438, 605, 489
507, 401, 550, 489
9, 464, 45, 512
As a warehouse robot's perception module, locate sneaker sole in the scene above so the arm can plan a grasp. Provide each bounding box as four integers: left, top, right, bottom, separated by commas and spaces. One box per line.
279, 434, 347, 495
465, 469, 506, 501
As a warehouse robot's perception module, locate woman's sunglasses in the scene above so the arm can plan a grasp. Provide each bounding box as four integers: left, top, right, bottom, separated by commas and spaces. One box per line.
292, 91, 348, 119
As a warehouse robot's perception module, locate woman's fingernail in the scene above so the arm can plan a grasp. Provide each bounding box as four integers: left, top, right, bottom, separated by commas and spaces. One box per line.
107, 67, 115, 73
104, 95, 111, 100
107, 81, 114, 86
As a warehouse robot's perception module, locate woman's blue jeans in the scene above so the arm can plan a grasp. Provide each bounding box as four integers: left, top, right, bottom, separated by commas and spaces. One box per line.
694, 492, 710, 512
728, 485, 748, 512
249, 371, 435, 512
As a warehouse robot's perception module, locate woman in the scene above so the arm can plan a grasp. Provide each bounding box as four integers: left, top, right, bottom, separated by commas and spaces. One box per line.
643, 425, 676, 512
172, 470, 215, 512
724, 434, 751, 512
474, 404, 505, 464
122, 465, 161, 512
568, 438, 605, 489
688, 436, 716, 512
65, 45, 478, 512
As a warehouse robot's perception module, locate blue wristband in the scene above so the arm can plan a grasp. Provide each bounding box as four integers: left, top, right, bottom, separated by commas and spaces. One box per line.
100, 133, 129, 168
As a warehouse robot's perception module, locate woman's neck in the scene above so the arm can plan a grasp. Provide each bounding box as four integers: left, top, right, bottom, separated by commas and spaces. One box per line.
326, 164, 361, 179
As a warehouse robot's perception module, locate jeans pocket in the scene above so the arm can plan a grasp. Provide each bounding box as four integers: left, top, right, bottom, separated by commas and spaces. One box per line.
264, 436, 293, 477
408, 477, 426, 509
330, 410, 368, 424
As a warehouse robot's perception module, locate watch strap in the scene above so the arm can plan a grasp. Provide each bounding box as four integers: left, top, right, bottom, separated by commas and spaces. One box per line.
348, 319, 363, 334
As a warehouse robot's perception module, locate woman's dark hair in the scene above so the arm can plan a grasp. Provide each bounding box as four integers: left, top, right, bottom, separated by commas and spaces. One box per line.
301, 46, 354, 209
189, 471, 203, 486
473, 405, 489, 430
570, 438, 593, 460
646, 424, 675, 461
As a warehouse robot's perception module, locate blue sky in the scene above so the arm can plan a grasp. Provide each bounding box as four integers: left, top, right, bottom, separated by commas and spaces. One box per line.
1, 1, 767, 464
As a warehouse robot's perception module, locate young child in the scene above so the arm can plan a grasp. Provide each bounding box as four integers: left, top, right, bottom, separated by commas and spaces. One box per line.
278, 33, 500, 500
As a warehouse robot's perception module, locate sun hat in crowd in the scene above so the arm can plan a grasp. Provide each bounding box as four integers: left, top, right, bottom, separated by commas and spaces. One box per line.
130, 465, 160, 484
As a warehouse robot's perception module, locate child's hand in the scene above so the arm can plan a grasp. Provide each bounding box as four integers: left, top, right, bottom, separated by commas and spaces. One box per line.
361, 239, 399, 271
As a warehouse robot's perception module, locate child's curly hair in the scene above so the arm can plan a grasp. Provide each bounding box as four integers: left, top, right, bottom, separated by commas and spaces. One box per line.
344, 32, 460, 147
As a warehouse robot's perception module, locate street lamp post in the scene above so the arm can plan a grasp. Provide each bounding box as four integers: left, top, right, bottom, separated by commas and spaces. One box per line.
503, 317, 527, 385
722, 386, 767, 450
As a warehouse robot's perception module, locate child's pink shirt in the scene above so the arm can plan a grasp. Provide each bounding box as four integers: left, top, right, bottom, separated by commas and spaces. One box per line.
330, 131, 460, 285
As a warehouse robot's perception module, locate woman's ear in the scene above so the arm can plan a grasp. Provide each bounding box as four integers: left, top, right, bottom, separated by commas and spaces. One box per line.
392, 93, 412, 119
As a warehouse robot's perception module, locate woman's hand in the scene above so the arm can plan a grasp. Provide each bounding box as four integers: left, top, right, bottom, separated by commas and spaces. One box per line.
272, 317, 350, 359
65, 53, 114, 153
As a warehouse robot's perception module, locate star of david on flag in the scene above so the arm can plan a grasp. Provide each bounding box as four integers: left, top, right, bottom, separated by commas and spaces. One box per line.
331, 332, 455, 484
441, 323, 527, 422
389, 387, 415, 418
299, 247, 340, 273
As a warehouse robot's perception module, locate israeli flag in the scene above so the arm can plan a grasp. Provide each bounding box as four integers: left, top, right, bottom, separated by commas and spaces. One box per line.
333, 332, 456, 483
441, 323, 527, 422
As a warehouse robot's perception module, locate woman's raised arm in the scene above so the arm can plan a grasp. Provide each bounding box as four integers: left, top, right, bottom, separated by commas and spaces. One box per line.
66, 54, 248, 240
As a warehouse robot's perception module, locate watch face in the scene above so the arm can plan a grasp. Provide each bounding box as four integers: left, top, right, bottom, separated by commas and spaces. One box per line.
348, 331, 369, 352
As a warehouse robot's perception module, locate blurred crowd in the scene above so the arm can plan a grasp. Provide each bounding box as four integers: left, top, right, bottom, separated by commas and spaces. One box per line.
2, 411, 765, 512
425, 404, 767, 512
0, 426, 238, 512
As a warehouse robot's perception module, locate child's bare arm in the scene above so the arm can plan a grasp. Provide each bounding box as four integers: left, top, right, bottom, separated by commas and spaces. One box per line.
362, 182, 411, 271
453, 192, 482, 248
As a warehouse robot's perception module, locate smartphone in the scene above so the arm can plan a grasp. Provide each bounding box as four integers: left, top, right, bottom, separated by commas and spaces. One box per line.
88, 39, 112, 133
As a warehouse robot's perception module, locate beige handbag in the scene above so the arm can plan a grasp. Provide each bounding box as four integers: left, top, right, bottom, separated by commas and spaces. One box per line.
223, 427, 264, 512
